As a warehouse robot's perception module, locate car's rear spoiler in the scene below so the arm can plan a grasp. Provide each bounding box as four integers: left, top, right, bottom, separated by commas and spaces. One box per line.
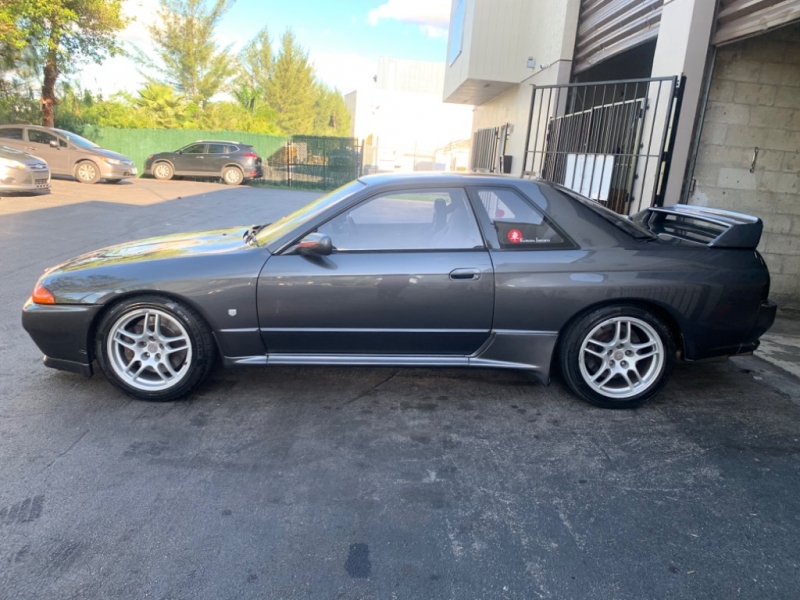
631, 204, 763, 249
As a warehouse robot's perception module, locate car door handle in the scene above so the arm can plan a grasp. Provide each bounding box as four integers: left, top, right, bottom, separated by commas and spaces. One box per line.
449, 268, 481, 281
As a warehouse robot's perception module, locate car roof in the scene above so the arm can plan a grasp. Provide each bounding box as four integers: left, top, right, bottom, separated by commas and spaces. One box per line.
190, 140, 246, 145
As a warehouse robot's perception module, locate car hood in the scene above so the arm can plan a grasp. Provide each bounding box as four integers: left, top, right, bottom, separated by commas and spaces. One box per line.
80, 147, 134, 163
49, 227, 257, 274
0, 146, 46, 166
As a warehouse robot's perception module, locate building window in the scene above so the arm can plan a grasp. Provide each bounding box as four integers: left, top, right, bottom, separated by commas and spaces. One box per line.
448, 0, 466, 66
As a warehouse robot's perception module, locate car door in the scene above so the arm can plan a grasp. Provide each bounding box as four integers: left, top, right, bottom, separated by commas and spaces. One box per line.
25, 128, 71, 174
257, 187, 495, 355
205, 143, 230, 175
173, 143, 207, 174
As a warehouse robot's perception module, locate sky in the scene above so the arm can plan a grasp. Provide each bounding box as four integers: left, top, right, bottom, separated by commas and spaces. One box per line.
81, 0, 453, 97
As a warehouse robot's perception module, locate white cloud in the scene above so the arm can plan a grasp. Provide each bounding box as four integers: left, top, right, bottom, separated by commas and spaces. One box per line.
119, 0, 161, 46
310, 52, 378, 95
368, 0, 451, 38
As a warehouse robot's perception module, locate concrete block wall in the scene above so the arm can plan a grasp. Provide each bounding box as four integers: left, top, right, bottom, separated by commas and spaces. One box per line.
690, 22, 800, 309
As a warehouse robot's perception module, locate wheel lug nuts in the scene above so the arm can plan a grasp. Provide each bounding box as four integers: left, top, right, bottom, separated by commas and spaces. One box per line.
621, 361, 628, 367
626, 350, 632, 356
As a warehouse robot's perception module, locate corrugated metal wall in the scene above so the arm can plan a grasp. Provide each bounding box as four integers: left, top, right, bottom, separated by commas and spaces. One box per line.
574, 0, 663, 73
714, 0, 800, 45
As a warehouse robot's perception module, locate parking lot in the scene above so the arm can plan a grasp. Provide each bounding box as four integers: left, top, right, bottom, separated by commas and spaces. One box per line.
1, 178, 799, 599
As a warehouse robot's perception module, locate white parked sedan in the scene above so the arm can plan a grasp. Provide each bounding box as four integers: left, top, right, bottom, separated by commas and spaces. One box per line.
0, 145, 50, 194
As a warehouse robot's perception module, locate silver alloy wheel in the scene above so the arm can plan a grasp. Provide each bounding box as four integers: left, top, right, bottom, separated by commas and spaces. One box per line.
154, 163, 172, 179
578, 316, 665, 399
77, 162, 98, 182
106, 308, 192, 392
224, 167, 242, 184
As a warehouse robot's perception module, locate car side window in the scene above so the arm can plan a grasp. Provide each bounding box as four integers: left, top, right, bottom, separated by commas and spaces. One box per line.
0, 128, 23, 140
473, 187, 571, 249
182, 144, 206, 154
28, 130, 58, 146
226, 145, 239, 154
317, 188, 484, 251
208, 144, 227, 154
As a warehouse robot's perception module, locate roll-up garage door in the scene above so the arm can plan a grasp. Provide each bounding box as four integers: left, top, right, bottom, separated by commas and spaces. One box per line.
714, 0, 800, 45
574, 0, 664, 74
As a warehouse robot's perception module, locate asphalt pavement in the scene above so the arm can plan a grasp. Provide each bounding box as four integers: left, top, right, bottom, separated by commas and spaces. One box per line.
1, 178, 799, 600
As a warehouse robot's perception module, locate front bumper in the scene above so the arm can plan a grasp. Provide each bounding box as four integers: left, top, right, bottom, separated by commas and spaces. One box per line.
0, 168, 51, 193
21, 299, 103, 376
99, 162, 138, 180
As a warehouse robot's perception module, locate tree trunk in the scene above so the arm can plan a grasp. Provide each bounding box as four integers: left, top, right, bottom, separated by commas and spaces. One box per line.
41, 43, 59, 127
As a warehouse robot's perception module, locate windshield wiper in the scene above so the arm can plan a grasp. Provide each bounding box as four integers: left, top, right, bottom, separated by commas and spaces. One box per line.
243, 224, 266, 246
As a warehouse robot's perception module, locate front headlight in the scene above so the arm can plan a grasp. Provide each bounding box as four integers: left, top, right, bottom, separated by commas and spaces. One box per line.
0, 157, 26, 170
103, 157, 126, 166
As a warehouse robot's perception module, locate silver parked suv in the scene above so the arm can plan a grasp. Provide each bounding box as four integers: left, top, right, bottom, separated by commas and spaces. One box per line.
0, 125, 136, 184
0, 145, 50, 194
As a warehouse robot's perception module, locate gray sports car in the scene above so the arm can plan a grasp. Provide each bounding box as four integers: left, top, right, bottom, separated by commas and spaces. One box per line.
22, 173, 777, 408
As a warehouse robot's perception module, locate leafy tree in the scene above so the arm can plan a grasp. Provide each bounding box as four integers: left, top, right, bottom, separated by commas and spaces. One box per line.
140, 0, 235, 106
264, 30, 316, 135
132, 82, 187, 128
234, 26, 271, 109
312, 83, 351, 137
11, 0, 126, 127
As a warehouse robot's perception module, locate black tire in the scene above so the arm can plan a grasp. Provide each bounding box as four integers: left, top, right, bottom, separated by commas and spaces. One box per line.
559, 304, 675, 409
95, 295, 216, 402
75, 161, 101, 184
152, 162, 174, 181
222, 166, 244, 185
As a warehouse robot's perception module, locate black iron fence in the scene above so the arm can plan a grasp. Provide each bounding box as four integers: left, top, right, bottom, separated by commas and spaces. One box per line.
522, 76, 684, 214
470, 124, 511, 173
260, 136, 362, 190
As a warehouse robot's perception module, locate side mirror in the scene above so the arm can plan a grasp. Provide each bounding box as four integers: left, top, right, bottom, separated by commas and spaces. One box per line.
49, 140, 58, 149
296, 233, 332, 256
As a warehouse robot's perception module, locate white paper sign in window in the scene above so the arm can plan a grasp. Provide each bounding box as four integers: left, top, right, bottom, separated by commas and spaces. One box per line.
564, 154, 614, 202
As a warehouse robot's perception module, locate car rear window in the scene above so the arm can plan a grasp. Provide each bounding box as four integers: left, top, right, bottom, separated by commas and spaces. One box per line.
473, 187, 573, 249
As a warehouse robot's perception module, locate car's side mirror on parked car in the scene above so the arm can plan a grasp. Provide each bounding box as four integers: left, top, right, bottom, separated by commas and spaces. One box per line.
49, 140, 58, 149
295, 233, 332, 256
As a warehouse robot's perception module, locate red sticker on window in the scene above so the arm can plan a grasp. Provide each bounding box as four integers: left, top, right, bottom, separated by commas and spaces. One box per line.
507, 229, 523, 244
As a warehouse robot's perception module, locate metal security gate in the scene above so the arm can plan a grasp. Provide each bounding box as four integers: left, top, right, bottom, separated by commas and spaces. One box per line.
470, 124, 510, 173
574, 0, 664, 74
522, 76, 684, 214
714, 0, 800, 45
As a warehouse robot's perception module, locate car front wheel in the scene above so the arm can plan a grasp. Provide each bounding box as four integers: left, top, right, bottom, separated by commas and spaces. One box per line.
75, 161, 101, 184
95, 296, 216, 401
153, 162, 174, 181
559, 305, 675, 409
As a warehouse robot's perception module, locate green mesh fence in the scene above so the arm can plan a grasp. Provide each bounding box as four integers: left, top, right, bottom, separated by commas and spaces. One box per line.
77, 127, 359, 190
81, 127, 287, 174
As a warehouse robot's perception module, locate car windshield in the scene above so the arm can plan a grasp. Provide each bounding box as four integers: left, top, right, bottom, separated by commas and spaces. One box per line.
53, 128, 100, 149
255, 179, 367, 247
556, 185, 657, 240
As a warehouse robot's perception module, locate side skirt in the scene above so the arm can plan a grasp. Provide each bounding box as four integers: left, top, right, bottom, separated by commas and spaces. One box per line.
222, 331, 559, 385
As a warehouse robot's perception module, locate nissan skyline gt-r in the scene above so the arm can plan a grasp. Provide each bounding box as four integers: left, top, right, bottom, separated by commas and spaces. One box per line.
21, 173, 777, 408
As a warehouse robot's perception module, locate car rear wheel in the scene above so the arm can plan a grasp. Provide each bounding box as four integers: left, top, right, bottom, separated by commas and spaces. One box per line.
95, 296, 216, 402
153, 162, 174, 181
559, 305, 675, 409
75, 161, 101, 184
222, 166, 243, 185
